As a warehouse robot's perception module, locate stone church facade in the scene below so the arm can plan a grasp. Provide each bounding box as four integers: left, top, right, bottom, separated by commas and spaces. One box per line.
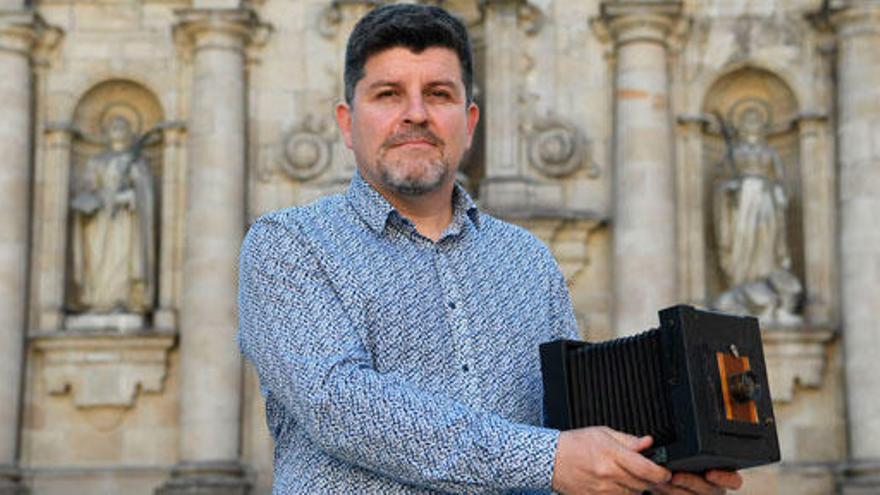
0, 0, 878, 493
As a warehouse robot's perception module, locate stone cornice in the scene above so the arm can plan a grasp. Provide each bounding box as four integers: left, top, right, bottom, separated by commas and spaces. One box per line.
595, 0, 684, 47
174, 7, 271, 54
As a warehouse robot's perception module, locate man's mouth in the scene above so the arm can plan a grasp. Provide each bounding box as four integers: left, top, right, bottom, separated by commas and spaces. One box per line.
392, 139, 436, 148
383, 129, 443, 150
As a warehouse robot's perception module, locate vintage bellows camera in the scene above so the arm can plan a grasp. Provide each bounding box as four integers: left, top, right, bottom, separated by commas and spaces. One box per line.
540, 305, 780, 472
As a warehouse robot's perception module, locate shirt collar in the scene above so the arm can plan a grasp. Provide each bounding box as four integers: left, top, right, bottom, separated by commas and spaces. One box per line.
345, 171, 481, 235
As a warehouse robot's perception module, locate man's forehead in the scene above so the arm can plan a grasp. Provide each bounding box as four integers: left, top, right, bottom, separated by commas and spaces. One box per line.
360, 46, 463, 82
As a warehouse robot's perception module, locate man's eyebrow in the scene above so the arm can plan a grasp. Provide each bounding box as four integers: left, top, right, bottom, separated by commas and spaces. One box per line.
364, 79, 461, 91
365, 80, 401, 91
425, 80, 459, 90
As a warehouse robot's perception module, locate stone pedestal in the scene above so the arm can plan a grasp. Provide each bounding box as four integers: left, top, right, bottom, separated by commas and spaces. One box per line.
599, 1, 682, 336
832, 2, 880, 492
158, 8, 265, 494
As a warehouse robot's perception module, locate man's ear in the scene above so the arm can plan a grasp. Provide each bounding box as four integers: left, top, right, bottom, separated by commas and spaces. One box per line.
335, 101, 354, 149
465, 102, 480, 149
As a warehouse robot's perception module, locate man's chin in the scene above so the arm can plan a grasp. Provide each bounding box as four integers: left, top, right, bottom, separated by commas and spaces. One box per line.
385, 176, 445, 196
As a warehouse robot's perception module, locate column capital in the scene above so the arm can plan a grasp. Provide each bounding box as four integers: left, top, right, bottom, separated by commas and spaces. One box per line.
478, 0, 544, 35
596, 0, 683, 47
158, 120, 187, 144
173, 7, 270, 54
43, 121, 79, 141
0, 10, 55, 57
830, 2, 880, 38
318, 0, 382, 39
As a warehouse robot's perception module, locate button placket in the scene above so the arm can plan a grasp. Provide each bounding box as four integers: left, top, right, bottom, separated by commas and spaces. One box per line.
434, 244, 471, 382
443, 248, 477, 389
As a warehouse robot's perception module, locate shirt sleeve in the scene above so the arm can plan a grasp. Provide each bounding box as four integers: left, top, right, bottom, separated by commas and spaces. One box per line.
237, 218, 560, 493
547, 257, 581, 342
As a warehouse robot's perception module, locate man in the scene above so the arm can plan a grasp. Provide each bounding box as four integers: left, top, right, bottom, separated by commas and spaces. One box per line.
238, 4, 743, 494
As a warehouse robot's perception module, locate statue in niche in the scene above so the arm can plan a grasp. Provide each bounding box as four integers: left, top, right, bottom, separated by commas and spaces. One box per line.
711, 101, 803, 325
69, 116, 158, 316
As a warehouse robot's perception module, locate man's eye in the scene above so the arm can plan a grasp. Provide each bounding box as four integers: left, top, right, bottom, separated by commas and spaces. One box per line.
376, 90, 396, 98
429, 90, 451, 99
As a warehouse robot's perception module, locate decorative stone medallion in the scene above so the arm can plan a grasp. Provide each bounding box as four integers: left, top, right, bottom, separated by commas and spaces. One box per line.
524, 116, 593, 178
279, 116, 334, 181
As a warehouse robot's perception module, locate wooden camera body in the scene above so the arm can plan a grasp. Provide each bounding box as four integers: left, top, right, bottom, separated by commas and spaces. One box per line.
540, 305, 780, 472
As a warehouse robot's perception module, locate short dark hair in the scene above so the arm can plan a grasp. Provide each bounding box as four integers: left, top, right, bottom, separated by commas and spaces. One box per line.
343, 4, 474, 105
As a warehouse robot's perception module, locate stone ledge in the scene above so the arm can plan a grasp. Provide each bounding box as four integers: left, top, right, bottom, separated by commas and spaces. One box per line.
0, 464, 27, 495
30, 331, 176, 408
836, 460, 880, 495
154, 461, 251, 495
762, 326, 837, 403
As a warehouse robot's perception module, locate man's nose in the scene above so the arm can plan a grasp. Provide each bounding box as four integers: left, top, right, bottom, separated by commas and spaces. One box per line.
402, 94, 428, 124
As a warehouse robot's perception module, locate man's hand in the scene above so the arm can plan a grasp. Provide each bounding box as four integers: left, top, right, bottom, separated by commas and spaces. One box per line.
649, 470, 742, 495
551, 426, 671, 494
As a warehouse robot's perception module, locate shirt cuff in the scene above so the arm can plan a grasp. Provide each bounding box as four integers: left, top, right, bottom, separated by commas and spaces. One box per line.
497, 423, 559, 491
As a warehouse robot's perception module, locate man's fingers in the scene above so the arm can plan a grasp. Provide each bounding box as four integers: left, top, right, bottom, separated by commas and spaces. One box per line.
613, 480, 647, 494
669, 473, 725, 495
649, 483, 696, 495
616, 447, 672, 487
705, 470, 743, 489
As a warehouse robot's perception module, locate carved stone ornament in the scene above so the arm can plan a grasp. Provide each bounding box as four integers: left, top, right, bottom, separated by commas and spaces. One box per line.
318, 0, 384, 39
523, 116, 595, 178
278, 116, 335, 181
32, 332, 175, 408
477, 0, 545, 35
761, 327, 835, 403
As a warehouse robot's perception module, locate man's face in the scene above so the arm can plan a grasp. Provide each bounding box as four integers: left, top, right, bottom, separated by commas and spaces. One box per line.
336, 46, 479, 197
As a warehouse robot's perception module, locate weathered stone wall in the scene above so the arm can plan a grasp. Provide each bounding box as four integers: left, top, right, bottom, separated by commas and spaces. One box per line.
3, 0, 875, 493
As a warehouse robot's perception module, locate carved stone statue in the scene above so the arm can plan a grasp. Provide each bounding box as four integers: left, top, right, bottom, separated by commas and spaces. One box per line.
711, 105, 802, 325
70, 116, 156, 316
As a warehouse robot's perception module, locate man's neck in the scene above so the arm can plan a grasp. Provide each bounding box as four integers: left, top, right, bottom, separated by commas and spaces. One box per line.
373, 181, 455, 242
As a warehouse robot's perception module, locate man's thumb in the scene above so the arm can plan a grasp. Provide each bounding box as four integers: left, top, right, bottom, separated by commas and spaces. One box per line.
606, 429, 653, 451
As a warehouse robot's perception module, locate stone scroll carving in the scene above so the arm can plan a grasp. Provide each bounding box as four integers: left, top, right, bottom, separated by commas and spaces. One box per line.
522, 115, 597, 178
710, 98, 802, 325
278, 116, 335, 181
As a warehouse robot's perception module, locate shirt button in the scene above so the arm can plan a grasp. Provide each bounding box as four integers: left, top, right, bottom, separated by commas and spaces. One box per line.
448, 301, 457, 310
461, 364, 469, 372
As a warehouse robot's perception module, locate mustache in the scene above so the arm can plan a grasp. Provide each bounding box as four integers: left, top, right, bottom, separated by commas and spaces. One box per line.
381, 127, 443, 148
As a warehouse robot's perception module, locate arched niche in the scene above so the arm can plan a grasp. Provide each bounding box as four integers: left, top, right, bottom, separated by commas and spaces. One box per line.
64, 79, 165, 330
700, 67, 805, 324
71, 79, 165, 179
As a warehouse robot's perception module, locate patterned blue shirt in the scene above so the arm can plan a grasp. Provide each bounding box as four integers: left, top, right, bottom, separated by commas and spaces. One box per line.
237, 173, 580, 494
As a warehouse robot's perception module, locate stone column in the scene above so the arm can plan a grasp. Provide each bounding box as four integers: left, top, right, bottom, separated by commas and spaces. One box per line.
154, 123, 186, 332
831, 3, 880, 492
35, 124, 75, 333
158, 9, 263, 494
0, 9, 40, 495
600, 1, 682, 336
479, 0, 522, 211
674, 115, 708, 307
796, 113, 836, 325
